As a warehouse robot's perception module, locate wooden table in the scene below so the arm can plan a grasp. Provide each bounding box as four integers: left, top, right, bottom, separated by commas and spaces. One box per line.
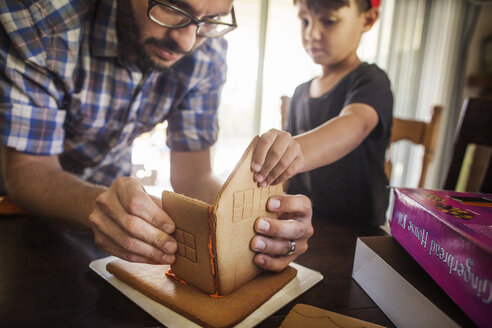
0, 214, 394, 327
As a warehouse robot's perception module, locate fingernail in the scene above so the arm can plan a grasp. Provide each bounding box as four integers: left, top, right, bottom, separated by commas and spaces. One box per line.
252, 163, 262, 172
163, 241, 176, 253
269, 198, 281, 209
255, 239, 266, 250
257, 219, 270, 232
255, 174, 264, 182
162, 223, 174, 234
161, 254, 173, 263
257, 256, 265, 266
260, 181, 267, 187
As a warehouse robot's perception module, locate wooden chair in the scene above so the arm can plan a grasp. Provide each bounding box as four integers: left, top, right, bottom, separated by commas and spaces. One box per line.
385, 105, 443, 188
443, 98, 492, 193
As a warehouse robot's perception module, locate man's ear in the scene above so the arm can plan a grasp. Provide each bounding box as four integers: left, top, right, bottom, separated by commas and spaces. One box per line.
362, 7, 379, 32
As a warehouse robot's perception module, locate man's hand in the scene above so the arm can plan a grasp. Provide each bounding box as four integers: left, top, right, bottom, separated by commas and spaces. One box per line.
250, 194, 313, 271
89, 177, 177, 264
251, 129, 304, 187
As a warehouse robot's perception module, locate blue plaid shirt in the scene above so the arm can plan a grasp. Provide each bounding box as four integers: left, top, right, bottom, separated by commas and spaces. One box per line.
0, 0, 227, 186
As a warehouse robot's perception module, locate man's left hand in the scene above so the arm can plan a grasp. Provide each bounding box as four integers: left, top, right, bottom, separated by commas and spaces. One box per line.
250, 194, 313, 271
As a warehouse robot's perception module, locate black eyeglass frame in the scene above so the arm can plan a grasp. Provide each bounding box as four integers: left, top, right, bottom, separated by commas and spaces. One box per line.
147, 0, 237, 38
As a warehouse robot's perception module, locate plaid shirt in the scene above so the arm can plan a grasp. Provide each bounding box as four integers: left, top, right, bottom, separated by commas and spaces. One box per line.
0, 0, 227, 186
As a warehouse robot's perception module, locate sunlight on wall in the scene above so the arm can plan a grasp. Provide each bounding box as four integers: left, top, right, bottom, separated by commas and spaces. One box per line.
212, 0, 262, 182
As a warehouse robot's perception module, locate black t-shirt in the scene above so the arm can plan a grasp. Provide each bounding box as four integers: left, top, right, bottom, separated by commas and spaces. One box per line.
286, 63, 393, 226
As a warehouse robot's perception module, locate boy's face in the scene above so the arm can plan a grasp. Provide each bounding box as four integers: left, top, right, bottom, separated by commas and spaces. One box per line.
296, 0, 372, 67
118, 0, 234, 70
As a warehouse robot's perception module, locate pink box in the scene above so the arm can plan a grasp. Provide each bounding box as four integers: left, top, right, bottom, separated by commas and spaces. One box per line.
390, 188, 492, 327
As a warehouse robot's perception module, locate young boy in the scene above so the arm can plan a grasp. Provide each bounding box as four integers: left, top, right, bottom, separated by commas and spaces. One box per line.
250, 0, 393, 226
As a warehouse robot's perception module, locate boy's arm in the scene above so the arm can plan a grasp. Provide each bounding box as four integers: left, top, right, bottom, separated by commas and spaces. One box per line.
298, 103, 379, 171
252, 103, 379, 186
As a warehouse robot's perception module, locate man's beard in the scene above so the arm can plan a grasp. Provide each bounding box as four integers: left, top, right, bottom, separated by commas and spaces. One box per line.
116, 0, 191, 72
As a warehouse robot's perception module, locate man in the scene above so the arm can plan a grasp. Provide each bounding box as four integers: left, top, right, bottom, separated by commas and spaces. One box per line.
0, 0, 313, 272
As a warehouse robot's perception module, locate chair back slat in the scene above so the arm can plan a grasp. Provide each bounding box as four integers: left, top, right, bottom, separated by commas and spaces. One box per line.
386, 105, 443, 188
444, 98, 492, 192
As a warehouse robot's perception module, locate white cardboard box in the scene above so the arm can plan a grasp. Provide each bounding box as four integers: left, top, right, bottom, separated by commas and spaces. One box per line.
352, 236, 475, 328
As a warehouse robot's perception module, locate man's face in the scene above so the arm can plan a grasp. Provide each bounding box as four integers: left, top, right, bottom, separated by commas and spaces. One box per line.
296, 0, 366, 67
117, 0, 234, 71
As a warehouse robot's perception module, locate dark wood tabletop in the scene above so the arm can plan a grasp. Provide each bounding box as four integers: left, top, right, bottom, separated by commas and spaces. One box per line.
0, 214, 394, 327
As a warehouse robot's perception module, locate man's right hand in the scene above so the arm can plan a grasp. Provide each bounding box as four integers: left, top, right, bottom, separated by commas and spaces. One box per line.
89, 177, 177, 264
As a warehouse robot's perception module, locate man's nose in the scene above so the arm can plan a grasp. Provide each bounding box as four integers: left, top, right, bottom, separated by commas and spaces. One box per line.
168, 24, 198, 53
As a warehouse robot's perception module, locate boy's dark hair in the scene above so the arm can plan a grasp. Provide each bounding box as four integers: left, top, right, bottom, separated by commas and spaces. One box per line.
293, 0, 370, 12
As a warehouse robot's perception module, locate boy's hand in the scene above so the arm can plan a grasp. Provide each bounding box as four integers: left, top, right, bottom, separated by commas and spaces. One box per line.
89, 177, 177, 264
251, 129, 304, 186
250, 194, 313, 271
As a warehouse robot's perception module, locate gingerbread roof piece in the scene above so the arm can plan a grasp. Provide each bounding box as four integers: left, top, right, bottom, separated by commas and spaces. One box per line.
162, 136, 284, 295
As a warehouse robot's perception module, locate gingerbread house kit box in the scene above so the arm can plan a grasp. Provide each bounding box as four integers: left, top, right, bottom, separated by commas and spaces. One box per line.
389, 188, 492, 327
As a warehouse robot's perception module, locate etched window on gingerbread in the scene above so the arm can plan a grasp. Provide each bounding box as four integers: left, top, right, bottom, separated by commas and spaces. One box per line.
233, 185, 283, 223
233, 189, 253, 223
174, 228, 197, 262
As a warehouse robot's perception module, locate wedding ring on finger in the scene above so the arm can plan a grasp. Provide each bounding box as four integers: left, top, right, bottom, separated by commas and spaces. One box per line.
286, 240, 296, 256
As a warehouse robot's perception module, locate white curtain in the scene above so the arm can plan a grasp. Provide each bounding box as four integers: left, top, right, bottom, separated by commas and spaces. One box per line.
377, 0, 479, 189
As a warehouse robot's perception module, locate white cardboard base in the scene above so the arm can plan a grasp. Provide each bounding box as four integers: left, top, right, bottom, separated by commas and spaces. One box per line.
90, 256, 323, 328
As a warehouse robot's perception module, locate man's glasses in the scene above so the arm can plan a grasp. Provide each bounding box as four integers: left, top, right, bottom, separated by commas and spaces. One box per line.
147, 0, 237, 38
